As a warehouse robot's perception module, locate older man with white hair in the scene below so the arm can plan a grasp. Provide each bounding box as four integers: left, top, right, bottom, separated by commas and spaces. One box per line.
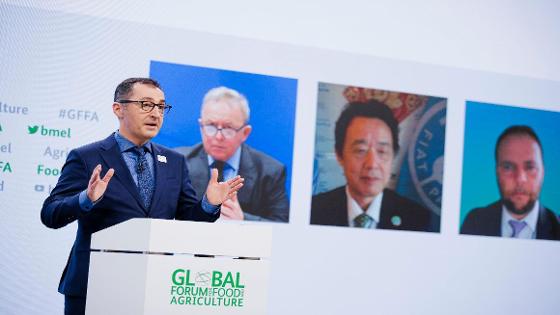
176, 86, 289, 222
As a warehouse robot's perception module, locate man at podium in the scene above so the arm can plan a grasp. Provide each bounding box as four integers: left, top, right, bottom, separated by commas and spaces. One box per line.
40, 77, 243, 315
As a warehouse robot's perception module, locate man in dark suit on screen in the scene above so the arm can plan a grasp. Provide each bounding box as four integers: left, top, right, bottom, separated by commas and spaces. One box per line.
175, 86, 289, 222
310, 100, 439, 232
41, 78, 243, 314
461, 125, 560, 240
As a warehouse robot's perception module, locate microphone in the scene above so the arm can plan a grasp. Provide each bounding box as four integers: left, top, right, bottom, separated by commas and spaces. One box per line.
137, 162, 144, 173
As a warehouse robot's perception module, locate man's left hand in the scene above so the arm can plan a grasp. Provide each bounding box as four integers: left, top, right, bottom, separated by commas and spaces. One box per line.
205, 168, 244, 205
220, 194, 245, 220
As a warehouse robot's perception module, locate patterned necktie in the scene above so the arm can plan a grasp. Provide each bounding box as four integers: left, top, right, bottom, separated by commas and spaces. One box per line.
212, 160, 226, 182
508, 220, 527, 238
354, 213, 374, 228
133, 147, 153, 209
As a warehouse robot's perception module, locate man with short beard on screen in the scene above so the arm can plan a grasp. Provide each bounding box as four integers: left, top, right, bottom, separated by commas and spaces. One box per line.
461, 125, 560, 240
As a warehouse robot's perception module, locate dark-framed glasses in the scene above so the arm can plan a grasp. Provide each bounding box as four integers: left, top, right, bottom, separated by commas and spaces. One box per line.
118, 100, 172, 115
200, 123, 247, 139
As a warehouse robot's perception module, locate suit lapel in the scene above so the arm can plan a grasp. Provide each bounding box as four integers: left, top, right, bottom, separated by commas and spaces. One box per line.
536, 204, 552, 239
99, 135, 146, 213
148, 143, 169, 213
488, 202, 503, 237
334, 187, 349, 226
188, 147, 211, 199
378, 190, 393, 229
237, 145, 256, 205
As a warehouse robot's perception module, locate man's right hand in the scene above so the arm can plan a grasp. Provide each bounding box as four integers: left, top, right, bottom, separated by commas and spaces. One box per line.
219, 194, 245, 221
87, 164, 114, 202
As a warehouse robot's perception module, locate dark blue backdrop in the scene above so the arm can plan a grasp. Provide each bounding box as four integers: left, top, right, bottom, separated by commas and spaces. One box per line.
150, 61, 298, 197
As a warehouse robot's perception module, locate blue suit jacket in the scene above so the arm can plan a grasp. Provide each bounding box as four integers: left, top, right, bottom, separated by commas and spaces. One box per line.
460, 200, 560, 240
41, 134, 219, 297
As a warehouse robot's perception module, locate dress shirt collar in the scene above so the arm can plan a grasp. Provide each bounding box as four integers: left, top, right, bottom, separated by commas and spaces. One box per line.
114, 131, 153, 154
206, 146, 241, 173
345, 186, 383, 227
501, 200, 539, 239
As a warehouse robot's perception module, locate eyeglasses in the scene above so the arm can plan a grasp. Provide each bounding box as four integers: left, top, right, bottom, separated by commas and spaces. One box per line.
118, 100, 172, 115
200, 123, 246, 139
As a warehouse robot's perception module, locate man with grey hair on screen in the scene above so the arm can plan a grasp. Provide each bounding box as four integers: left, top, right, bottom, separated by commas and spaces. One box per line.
176, 86, 289, 222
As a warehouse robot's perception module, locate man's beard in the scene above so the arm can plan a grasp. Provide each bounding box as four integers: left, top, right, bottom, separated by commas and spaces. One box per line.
502, 197, 536, 216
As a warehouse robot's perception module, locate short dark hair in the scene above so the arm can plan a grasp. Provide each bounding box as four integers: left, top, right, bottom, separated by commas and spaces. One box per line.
495, 125, 543, 161
114, 77, 161, 102
334, 100, 399, 157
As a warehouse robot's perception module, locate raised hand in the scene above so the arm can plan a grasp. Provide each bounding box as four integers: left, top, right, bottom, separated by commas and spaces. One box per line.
87, 164, 114, 202
205, 168, 244, 205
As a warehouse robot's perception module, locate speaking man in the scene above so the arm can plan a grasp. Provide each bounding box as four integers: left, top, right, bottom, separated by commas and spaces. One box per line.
175, 86, 289, 222
461, 125, 560, 239
310, 100, 439, 232
41, 78, 243, 314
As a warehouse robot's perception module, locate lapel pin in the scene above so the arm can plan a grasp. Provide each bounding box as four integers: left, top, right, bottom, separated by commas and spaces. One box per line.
157, 155, 167, 163
391, 215, 402, 227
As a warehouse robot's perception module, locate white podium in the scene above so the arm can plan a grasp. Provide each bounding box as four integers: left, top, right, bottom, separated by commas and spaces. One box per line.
85, 218, 272, 315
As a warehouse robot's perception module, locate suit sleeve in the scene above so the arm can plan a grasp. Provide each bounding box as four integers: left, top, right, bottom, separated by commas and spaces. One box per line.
244, 164, 289, 222
175, 155, 220, 222
40, 150, 90, 229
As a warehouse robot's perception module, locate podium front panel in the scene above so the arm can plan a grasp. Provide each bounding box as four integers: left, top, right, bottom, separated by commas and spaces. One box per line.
87, 252, 269, 314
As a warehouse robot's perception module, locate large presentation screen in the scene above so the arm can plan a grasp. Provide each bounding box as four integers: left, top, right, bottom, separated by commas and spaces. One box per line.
1, 3, 560, 315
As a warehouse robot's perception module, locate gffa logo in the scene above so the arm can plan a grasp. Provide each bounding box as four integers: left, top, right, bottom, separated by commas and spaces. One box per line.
28, 125, 71, 138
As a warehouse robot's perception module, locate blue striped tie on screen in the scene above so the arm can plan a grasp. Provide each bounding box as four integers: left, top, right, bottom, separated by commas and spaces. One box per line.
509, 220, 527, 238
133, 147, 154, 209
354, 213, 374, 228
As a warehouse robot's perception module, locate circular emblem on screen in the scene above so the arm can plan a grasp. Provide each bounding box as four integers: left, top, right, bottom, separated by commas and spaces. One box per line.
408, 101, 446, 213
